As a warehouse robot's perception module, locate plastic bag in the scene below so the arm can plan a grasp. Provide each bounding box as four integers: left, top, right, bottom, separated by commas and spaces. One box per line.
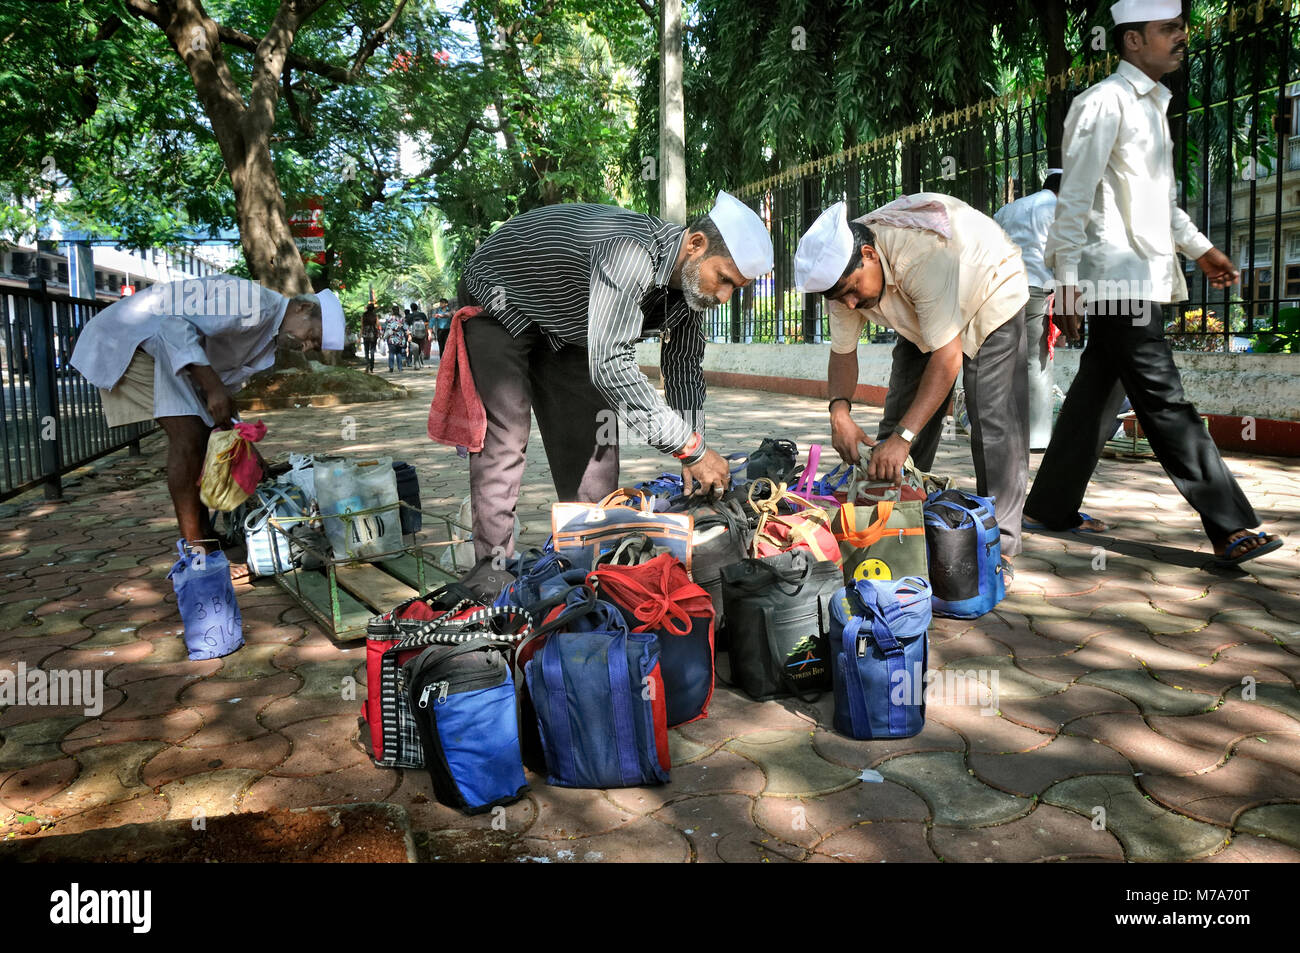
167, 540, 244, 661
199, 421, 267, 511
314, 456, 403, 561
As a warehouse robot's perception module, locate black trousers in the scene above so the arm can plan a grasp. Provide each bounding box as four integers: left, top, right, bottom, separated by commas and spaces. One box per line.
1024, 300, 1256, 541
461, 311, 620, 561
362, 338, 377, 372
877, 307, 1030, 556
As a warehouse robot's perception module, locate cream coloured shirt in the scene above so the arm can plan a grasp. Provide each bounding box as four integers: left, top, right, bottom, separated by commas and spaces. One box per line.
828, 193, 1029, 358
1044, 60, 1213, 304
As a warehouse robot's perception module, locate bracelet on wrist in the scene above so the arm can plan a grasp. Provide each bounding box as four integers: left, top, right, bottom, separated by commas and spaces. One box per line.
673, 432, 705, 462
828, 397, 852, 414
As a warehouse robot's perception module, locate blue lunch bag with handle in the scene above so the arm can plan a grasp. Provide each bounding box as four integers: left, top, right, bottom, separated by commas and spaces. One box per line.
524, 587, 671, 788
829, 576, 931, 739
923, 489, 1004, 619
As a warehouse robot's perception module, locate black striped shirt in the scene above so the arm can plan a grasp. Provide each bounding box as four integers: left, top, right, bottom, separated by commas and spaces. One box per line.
461, 203, 705, 455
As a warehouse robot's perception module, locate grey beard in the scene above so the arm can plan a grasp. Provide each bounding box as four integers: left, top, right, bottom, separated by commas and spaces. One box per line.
681, 258, 721, 311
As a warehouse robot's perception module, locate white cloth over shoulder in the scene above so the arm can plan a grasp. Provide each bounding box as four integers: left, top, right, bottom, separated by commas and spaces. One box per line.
70, 275, 289, 426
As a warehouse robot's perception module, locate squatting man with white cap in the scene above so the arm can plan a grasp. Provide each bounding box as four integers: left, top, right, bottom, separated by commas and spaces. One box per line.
795, 194, 1031, 570
1024, 0, 1282, 568
71, 277, 343, 576
456, 193, 772, 561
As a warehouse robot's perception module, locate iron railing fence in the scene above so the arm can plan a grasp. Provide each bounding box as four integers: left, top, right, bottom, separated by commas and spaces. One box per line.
693, 1, 1300, 353
0, 278, 154, 501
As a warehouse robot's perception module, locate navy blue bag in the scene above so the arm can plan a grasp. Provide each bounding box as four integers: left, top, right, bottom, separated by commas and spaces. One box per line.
494, 550, 577, 611
923, 489, 1005, 619
829, 576, 931, 740
524, 590, 672, 788
404, 637, 528, 814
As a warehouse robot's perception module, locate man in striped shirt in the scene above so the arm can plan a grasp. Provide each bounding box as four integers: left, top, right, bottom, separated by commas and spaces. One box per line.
456, 192, 772, 560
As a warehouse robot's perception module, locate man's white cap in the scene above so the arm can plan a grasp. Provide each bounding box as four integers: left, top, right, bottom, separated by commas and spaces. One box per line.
315, 288, 345, 351
793, 202, 855, 294
1110, 0, 1181, 24
708, 191, 773, 279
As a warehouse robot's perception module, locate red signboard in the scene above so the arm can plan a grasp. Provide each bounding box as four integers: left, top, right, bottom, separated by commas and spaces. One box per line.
289, 197, 325, 264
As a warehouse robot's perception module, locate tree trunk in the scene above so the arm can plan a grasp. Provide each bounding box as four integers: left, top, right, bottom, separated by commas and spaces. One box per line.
1041, 2, 1070, 172
227, 130, 311, 294
659, 0, 686, 224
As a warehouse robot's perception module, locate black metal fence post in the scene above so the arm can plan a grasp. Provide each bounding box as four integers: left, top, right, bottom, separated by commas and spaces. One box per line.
26, 276, 63, 501
801, 176, 819, 343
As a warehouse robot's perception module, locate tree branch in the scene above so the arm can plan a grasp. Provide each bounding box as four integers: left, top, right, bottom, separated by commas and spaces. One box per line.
125, 0, 352, 83
416, 119, 502, 178
346, 0, 411, 82
282, 68, 314, 136
635, 0, 655, 22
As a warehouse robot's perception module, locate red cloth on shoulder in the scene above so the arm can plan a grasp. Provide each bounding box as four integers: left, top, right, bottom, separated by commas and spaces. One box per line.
426, 306, 486, 453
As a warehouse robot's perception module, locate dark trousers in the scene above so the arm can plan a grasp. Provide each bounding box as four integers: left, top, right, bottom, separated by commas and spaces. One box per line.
1025, 301, 1256, 541
436, 327, 451, 359
462, 311, 620, 560
878, 308, 1029, 556
362, 338, 376, 372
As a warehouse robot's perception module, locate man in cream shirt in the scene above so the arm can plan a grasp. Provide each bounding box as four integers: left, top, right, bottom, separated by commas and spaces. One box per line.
795, 192, 1030, 562
1025, 0, 1281, 567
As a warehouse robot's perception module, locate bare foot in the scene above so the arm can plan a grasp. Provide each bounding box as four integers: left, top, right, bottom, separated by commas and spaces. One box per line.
229, 561, 251, 582
1078, 517, 1109, 532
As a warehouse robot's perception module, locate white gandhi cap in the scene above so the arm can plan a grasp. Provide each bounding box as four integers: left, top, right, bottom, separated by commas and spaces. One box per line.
793, 201, 855, 294
1110, 0, 1182, 23
707, 191, 773, 279
315, 288, 345, 351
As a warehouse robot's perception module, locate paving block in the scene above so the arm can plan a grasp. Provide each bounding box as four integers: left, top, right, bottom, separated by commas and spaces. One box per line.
1234, 803, 1300, 850
876, 751, 1033, 827
725, 729, 860, 798
938, 654, 1068, 700
1041, 774, 1227, 862
1139, 757, 1300, 827
812, 820, 939, 862
1079, 669, 1216, 716
930, 803, 1124, 862
969, 734, 1133, 797
753, 780, 929, 849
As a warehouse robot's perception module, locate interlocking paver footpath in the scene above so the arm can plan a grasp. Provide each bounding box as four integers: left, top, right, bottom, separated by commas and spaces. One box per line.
2, 362, 1299, 862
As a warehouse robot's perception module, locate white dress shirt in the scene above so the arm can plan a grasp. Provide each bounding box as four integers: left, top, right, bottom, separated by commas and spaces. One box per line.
1045, 59, 1213, 304
70, 276, 288, 426
994, 188, 1057, 289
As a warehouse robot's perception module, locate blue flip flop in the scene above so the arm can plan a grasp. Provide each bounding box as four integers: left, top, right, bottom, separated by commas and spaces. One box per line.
1212, 532, 1283, 568
1023, 512, 1109, 534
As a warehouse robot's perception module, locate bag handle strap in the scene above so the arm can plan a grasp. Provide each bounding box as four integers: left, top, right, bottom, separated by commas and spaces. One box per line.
589, 561, 693, 636
833, 500, 898, 548
595, 487, 655, 514
400, 603, 534, 648
792, 444, 822, 497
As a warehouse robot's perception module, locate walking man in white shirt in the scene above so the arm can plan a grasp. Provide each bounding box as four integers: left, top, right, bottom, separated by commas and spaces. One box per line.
1024, 0, 1281, 567
797, 193, 1031, 564
70, 277, 342, 571
994, 170, 1063, 451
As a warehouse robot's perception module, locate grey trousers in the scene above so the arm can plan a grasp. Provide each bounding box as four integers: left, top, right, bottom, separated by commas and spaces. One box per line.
876, 308, 1030, 556
461, 311, 620, 561
1025, 287, 1055, 451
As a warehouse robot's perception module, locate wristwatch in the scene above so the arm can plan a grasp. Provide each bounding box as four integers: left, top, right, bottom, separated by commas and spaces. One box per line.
894, 425, 916, 444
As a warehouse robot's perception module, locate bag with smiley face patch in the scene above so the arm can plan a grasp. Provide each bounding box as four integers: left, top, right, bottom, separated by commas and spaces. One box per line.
832, 495, 929, 588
